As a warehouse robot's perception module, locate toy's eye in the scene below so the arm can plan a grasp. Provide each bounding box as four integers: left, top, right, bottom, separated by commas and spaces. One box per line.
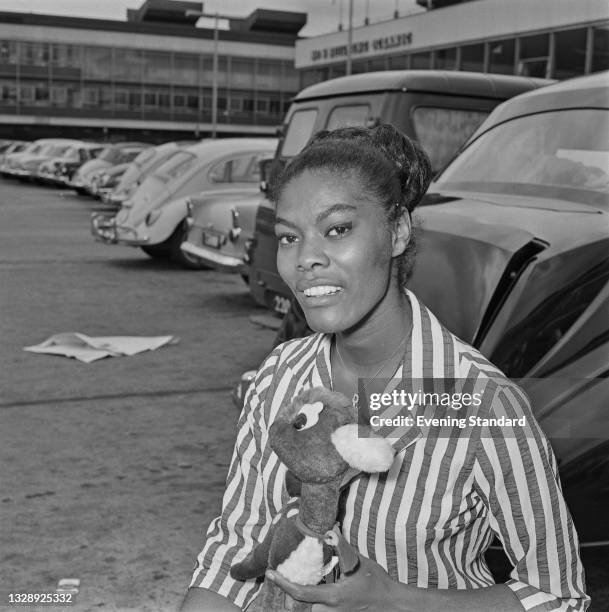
293, 401, 324, 431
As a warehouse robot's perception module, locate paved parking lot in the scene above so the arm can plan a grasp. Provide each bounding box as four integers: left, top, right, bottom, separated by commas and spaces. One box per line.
1, 180, 607, 611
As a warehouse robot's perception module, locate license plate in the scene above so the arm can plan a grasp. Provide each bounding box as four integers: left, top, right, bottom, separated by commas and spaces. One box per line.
273, 295, 290, 315
202, 231, 223, 249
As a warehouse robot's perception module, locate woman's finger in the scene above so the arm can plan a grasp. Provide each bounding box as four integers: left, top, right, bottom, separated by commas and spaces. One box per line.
266, 570, 338, 605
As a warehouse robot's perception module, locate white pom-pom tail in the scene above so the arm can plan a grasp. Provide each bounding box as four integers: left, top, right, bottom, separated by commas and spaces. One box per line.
331, 424, 395, 472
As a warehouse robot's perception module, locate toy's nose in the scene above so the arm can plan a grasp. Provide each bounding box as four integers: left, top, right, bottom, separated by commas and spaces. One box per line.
293, 413, 307, 430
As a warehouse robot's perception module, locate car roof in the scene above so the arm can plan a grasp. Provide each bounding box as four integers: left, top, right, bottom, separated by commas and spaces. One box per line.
184, 137, 277, 156
473, 71, 609, 132
293, 70, 550, 102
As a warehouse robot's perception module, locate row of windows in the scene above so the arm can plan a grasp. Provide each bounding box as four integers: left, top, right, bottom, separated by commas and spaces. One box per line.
0, 81, 292, 117
301, 25, 609, 86
0, 40, 299, 91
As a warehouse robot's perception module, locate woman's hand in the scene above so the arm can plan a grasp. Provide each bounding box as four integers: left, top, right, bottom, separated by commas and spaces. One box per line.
265, 554, 411, 612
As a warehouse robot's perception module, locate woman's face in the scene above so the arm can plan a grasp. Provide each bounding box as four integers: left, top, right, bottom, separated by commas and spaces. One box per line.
275, 169, 406, 334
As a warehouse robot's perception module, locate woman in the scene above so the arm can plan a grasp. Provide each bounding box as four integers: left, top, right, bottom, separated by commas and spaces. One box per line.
180, 125, 589, 611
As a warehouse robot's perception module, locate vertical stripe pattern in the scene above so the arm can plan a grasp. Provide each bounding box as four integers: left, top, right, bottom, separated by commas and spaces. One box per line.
189, 290, 589, 611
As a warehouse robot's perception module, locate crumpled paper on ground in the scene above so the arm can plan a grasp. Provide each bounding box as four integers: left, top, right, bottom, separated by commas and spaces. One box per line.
24, 332, 178, 363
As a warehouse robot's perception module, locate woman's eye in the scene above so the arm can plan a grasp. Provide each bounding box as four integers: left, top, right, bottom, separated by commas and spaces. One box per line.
326, 224, 351, 238
277, 233, 298, 246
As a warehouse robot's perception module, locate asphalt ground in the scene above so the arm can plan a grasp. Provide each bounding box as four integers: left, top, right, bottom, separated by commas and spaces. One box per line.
1, 179, 607, 611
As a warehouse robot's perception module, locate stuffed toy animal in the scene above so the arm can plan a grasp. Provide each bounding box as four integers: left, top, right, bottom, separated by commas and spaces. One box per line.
230, 386, 396, 611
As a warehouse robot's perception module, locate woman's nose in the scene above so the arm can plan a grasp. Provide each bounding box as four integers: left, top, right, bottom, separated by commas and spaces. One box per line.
296, 236, 329, 271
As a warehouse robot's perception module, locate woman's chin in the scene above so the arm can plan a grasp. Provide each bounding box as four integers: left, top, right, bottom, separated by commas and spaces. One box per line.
304, 310, 351, 334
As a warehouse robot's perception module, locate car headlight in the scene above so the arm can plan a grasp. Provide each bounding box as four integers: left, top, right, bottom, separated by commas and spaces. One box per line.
145, 209, 162, 226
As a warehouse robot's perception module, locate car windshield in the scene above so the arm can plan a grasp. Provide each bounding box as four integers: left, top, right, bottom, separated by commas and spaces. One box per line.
99, 147, 122, 164
436, 109, 609, 204
133, 147, 156, 167
49, 145, 71, 156
281, 108, 318, 157
62, 146, 80, 160
152, 151, 196, 183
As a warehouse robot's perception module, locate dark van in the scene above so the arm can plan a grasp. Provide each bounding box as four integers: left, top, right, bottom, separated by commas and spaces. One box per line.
246, 70, 550, 314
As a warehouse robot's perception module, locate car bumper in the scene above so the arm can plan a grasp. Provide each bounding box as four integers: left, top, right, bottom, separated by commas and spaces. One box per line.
91, 213, 150, 246
180, 242, 245, 273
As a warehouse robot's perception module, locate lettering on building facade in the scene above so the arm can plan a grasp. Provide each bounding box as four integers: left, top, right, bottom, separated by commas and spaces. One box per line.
311, 32, 413, 63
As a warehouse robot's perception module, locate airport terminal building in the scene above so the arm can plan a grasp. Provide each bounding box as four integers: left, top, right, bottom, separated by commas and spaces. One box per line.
0, 0, 607, 141
296, 0, 609, 87
0, 1, 305, 141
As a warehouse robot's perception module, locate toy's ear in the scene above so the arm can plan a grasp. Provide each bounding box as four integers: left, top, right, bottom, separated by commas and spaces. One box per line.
331, 424, 395, 473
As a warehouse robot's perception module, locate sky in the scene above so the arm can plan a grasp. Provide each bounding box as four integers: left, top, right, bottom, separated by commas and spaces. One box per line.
0, 0, 424, 37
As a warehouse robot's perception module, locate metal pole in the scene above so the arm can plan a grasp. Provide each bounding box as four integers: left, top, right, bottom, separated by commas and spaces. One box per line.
346, 0, 353, 75
211, 12, 219, 138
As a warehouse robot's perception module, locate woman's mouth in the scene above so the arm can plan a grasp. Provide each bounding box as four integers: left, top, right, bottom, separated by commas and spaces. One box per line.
303, 285, 343, 298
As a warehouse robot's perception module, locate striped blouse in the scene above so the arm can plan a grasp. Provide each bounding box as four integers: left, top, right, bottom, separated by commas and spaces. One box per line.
190, 290, 589, 611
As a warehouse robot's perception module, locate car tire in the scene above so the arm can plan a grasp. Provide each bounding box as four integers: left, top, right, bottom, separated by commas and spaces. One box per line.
168, 221, 210, 270
140, 244, 170, 259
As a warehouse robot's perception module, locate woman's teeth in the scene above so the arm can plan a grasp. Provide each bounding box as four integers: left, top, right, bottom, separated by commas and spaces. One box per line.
304, 285, 342, 297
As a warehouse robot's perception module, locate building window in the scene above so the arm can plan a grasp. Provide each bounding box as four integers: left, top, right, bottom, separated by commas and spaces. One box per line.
256, 60, 282, 89
411, 52, 431, 69
351, 60, 368, 74
51, 44, 82, 68
144, 51, 172, 83
128, 91, 141, 110
460, 43, 485, 72
173, 53, 199, 85
435, 48, 457, 70
230, 58, 255, 88
553, 29, 587, 79
22, 42, 49, 66
388, 54, 408, 69
488, 39, 515, 74
282, 61, 300, 91
0, 81, 17, 105
158, 92, 170, 108
592, 24, 609, 72
115, 90, 128, 108
518, 33, 549, 77
0, 41, 19, 64
83, 87, 99, 107
143, 91, 156, 107
115, 49, 143, 82
368, 57, 387, 71
230, 96, 243, 112
301, 68, 327, 88
84, 46, 112, 79
20, 85, 34, 103
256, 98, 269, 114
201, 56, 228, 87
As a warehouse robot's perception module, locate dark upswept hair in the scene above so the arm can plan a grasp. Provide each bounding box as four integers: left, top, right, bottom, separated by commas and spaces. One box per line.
270, 124, 433, 287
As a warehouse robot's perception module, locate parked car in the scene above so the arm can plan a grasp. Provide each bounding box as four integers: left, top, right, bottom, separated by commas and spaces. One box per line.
5, 139, 83, 181
91, 138, 276, 268
0, 140, 29, 172
35, 142, 104, 186
238, 71, 609, 543
246, 70, 551, 314
180, 187, 263, 276
102, 141, 192, 208
69, 142, 149, 195
88, 162, 130, 200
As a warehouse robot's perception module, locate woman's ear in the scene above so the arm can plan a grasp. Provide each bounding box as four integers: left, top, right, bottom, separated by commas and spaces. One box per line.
392, 210, 411, 257
331, 424, 395, 473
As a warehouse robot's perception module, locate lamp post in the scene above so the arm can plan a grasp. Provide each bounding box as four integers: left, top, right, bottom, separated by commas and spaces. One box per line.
186, 8, 228, 138
346, 0, 354, 75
